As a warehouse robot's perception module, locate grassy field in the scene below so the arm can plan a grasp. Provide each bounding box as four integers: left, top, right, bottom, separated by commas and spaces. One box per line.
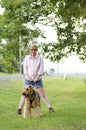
0, 76, 86, 130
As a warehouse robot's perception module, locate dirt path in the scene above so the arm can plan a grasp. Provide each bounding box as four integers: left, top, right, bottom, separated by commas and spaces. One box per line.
0, 75, 23, 87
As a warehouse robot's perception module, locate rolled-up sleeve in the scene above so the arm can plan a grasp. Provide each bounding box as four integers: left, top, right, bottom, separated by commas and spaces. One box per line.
38, 57, 44, 75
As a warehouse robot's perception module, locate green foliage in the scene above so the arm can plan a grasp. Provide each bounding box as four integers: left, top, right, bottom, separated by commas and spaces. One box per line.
0, 0, 86, 73
40, 0, 86, 62
0, 77, 86, 130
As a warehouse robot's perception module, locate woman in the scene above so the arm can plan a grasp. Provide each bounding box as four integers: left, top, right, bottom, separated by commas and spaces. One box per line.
17, 44, 54, 114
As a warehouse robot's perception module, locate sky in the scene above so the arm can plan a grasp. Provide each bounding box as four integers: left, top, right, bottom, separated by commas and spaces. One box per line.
37, 15, 86, 74
0, 7, 86, 74
39, 26, 86, 74
0, 6, 4, 14
44, 55, 86, 74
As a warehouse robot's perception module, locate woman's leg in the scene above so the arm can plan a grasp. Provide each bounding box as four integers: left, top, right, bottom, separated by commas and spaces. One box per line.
37, 87, 54, 112
18, 95, 25, 109
17, 95, 25, 114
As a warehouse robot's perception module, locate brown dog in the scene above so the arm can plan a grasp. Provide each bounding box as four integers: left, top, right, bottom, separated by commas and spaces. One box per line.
22, 85, 41, 118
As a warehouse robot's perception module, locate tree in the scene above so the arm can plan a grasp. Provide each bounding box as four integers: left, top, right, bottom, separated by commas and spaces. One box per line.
0, 0, 86, 72
40, 0, 86, 62
0, 0, 45, 72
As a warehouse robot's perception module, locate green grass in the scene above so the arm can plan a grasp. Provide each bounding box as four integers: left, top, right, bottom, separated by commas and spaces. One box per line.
0, 77, 86, 130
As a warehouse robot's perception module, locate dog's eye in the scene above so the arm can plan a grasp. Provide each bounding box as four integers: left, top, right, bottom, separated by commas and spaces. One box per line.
26, 88, 28, 90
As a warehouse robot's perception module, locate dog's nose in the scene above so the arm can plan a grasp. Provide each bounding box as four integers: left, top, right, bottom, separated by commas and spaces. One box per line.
22, 93, 25, 95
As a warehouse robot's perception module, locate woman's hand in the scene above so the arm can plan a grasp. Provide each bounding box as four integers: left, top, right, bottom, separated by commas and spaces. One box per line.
33, 74, 40, 82
25, 74, 33, 81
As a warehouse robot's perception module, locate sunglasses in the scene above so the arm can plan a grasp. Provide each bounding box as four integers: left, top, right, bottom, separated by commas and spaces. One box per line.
30, 49, 37, 51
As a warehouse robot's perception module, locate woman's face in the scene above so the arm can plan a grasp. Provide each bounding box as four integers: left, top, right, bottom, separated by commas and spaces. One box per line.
30, 46, 37, 57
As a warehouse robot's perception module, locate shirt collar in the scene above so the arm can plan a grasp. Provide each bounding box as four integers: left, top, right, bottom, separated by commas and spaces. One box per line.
29, 55, 38, 59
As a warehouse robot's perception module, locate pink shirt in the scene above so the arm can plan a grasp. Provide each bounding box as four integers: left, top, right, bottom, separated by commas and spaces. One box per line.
23, 55, 44, 80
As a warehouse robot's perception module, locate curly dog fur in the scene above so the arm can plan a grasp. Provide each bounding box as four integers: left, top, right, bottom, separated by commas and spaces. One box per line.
22, 85, 41, 118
